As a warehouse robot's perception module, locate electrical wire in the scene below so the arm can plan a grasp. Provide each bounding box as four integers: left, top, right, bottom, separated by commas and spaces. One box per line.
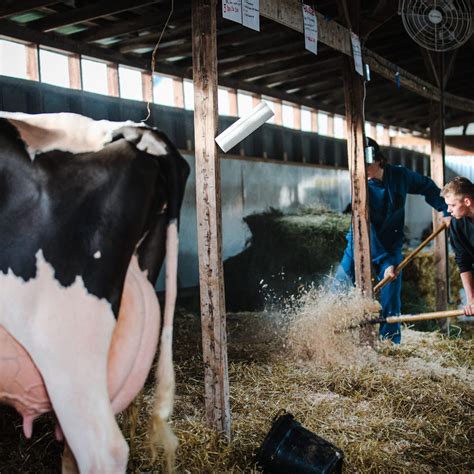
142, 0, 175, 123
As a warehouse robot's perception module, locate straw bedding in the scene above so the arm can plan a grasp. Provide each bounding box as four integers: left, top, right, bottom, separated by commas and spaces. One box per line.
0, 289, 472, 473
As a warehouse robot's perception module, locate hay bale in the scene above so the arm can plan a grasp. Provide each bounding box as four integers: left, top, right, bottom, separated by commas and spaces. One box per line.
224, 208, 350, 311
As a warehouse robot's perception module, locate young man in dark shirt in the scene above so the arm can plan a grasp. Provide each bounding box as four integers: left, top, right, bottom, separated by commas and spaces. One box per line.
441, 177, 474, 315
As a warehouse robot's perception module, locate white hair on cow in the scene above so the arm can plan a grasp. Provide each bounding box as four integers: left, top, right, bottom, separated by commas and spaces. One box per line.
0, 112, 145, 159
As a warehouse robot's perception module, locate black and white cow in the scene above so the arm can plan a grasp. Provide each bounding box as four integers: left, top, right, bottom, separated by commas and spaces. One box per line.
0, 112, 189, 472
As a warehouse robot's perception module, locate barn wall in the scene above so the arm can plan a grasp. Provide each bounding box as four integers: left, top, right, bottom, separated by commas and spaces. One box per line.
0, 76, 436, 290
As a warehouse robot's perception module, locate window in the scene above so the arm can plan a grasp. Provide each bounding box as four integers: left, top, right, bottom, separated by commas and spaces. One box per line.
318, 112, 328, 135
153, 74, 174, 106
334, 116, 345, 138
118, 65, 143, 101
282, 103, 294, 128
39, 49, 70, 88
365, 122, 373, 137
218, 88, 230, 116
237, 91, 253, 116
375, 123, 384, 138
81, 58, 107, 95
0, 40, 28, 79
183, 79, 194, 110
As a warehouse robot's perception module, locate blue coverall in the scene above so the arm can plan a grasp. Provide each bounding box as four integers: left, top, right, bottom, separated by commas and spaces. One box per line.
335, 163, 449, 343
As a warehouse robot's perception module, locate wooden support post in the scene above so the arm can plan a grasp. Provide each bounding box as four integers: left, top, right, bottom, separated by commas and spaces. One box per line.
173, 77, 184, 108
342, 57, 372, 297
141, 71, 153, 103
107, 63, 119, 97
311, 109, 318, 133
68, 53, 82, 90
228, 89, 238, 116
252, 93, 260, 108
274, 100, 282, 125
26, 43, 39, 81
294, 105, 301, 130
327, 113, 334, 137
430, 102, 449, 317
192, 0, 231, 438
339, 0, 372, 297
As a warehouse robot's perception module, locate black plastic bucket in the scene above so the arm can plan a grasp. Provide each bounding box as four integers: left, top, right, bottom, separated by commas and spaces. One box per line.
256, 412, 344, 474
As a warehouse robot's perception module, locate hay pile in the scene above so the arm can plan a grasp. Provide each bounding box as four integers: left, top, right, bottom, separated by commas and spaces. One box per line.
224, 207, 350, 311
0, 292, 472, 473
138, 283, 472, 472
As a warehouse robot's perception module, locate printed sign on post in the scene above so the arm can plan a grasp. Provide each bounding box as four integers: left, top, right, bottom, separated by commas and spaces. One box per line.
303, 4, 318, 55
350, 32, 364, 76
223, 0, 242, 24
243, 0, 260, 31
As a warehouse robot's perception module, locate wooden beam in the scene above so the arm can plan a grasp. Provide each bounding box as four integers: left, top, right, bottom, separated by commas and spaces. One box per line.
252, 93, 260, 108
173, 77, 184, 108
192, 0, 230, 438
26, 43, 39, 81
360, 0, 398, 40
239, 57, 316, 84
311, 110, 318, 133
274, 99, 283, 125
0, 0, 59, 19
71, 12, 189, 43
340, 0, 373, 298
28, 0, 161, 32
107, 63, 119, 96
259, 0, 474, 113
293, 104, 301, 130
0, 19, 151, 69
68, 53, 82, 90
429, 102, 449, 325
219, 42, 306, 76
228, 88, 238, 116
141, 71, 153, 102
327, 113, 334, 137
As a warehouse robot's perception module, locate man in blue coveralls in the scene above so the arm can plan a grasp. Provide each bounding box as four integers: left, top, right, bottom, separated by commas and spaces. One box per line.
335, 138, 451, 343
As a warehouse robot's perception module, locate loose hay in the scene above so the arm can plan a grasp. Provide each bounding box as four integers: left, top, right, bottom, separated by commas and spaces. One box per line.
286, 286, 381, 366
0, 307, 472, 473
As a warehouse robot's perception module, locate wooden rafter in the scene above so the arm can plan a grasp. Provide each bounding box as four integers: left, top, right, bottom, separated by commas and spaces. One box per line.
260, 0, 474, 113
0, 0, 60, 18
28, 0, 163, 32
360, 0, 398, 40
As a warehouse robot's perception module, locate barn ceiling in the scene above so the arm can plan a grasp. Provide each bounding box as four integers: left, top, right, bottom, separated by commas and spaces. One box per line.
0, 0, 473, 134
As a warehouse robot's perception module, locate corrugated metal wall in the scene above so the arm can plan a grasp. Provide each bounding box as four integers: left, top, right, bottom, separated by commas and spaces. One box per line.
0, 76, 429, 172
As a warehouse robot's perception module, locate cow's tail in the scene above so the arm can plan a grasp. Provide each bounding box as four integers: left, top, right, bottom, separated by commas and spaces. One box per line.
150, 218, 178, 472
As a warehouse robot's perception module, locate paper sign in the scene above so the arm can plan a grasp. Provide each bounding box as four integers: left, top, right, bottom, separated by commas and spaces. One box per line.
243, 0, 260, 31
350, 32, 364, 76
302, 4, 318, 55
223, 0, 242, 24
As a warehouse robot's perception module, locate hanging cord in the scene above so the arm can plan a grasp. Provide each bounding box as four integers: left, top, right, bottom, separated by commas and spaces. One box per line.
142, 0, 175, 123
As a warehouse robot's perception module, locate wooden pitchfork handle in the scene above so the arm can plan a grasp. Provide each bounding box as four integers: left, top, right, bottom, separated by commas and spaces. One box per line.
364, 308, 464, 326
373, 222, 447, 294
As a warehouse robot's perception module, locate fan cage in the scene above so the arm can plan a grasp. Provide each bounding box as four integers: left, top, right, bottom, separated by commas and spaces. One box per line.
400, 0, 473, 51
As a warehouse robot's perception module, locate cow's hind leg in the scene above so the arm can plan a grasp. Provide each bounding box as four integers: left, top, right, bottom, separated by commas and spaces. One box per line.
31, 315, 128, 474
0, 254, 129, 473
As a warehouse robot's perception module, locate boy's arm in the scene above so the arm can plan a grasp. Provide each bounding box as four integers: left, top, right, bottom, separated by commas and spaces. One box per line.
460, 271, 474, 315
